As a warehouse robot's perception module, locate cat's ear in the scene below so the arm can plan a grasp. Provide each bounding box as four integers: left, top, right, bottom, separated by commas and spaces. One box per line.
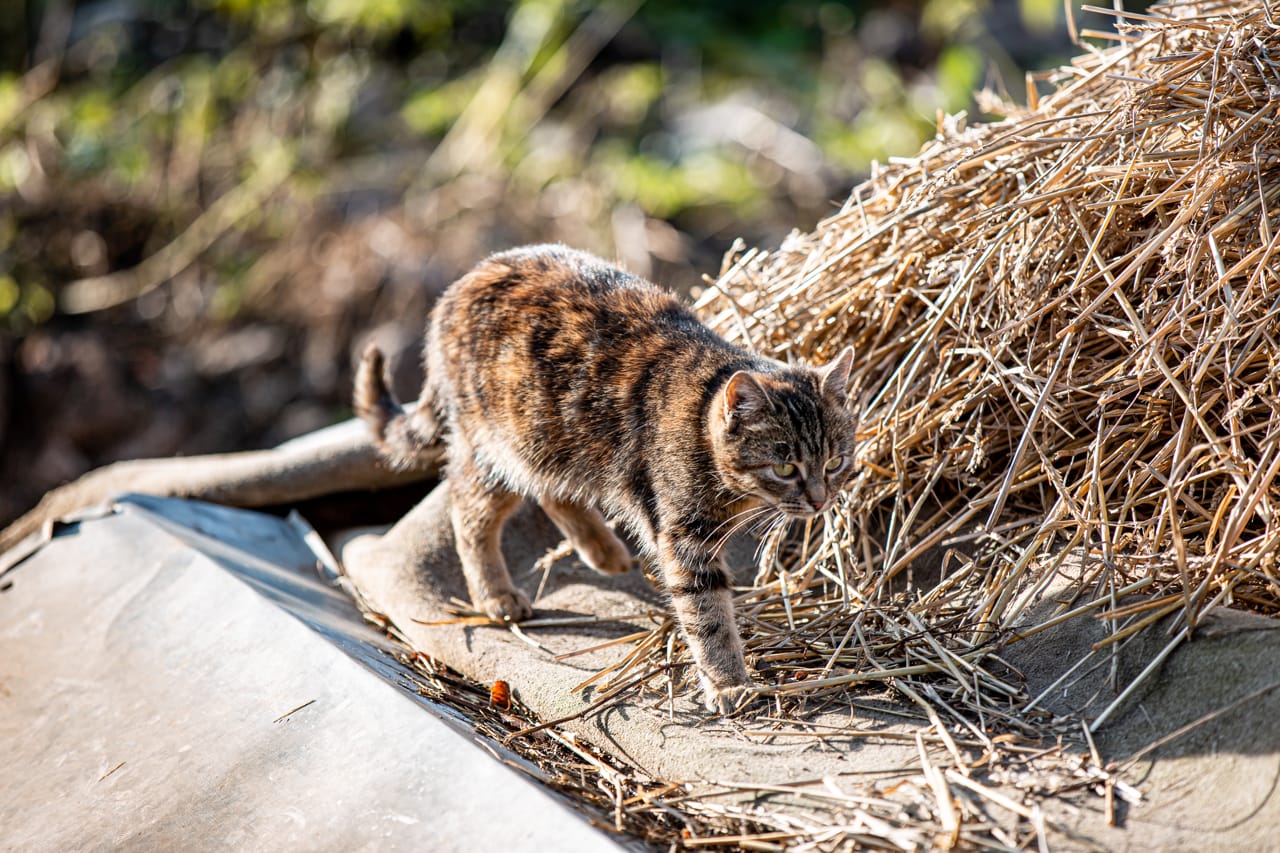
818, 346, 855, 399
723, 371, 771, 423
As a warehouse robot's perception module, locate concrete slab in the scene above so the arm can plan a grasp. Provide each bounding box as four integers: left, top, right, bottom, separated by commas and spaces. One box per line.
10, 489, 1280, 850
340, 480, 1280, 851
0, 496, 623, 852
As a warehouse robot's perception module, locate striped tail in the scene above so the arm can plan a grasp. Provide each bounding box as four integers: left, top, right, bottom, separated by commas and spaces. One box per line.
354, 344, 441, 471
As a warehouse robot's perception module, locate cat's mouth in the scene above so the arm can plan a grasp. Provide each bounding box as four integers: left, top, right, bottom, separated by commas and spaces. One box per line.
777, 501, 828, 519
743, 489, 830, 520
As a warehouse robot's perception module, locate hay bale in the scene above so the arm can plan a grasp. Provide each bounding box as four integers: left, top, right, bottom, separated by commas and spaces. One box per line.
696, 0, 1280, 646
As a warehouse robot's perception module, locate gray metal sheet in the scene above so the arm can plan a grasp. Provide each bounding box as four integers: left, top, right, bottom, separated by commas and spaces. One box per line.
0, 496, 623, 852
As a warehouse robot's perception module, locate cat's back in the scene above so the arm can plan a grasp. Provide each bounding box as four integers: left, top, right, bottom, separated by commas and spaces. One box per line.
433, 244, 726, 360
437, 244, 669, 329
430, 245, 746, 489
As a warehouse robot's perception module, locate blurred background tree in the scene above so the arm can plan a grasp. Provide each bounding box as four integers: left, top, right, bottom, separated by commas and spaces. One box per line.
0, 0, 1145, 526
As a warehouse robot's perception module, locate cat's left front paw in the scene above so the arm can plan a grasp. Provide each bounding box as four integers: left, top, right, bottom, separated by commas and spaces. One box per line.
480, 589, 533, 623
703, 681, 760, 715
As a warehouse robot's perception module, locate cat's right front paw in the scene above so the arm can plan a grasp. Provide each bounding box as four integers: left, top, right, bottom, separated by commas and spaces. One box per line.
584, 547, 635, 576
576, 532, 634, 576
480, 590, 533, 623
703, 681, 760, 716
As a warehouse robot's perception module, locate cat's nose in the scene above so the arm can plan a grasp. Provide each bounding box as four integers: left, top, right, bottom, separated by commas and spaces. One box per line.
809, 498, 827, 512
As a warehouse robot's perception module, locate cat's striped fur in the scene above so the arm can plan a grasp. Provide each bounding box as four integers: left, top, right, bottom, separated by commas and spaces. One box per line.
355, 245, 856, 713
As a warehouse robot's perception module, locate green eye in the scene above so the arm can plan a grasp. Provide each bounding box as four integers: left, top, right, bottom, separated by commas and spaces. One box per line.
825, 456, 845, 472
771, 462, 796, 478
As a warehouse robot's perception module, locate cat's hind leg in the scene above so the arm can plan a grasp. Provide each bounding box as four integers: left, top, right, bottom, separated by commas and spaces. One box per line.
539, 498, 634, 576
449, 457, 530, 622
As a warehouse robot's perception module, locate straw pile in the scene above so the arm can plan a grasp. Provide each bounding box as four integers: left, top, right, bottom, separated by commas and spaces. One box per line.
690, 0, 1279, 659
365, 4, 1279, 848
364, 4, 1280, 847
500, 3, 1280, 845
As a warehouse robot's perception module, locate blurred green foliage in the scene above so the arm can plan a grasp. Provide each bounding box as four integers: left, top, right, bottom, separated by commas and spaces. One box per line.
0, 0, 1152, 525
0, 0, 1129, 334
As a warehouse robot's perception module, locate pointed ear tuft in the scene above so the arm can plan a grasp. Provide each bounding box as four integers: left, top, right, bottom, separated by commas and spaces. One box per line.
723, 371, 771, 423
819, 346, 855, 399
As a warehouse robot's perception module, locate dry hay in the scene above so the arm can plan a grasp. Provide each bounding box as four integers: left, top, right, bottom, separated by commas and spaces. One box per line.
690, 0, 1280, 692
517, 1, 1280, 847
383, 615, 1127, 852
353, 3, 1280, 849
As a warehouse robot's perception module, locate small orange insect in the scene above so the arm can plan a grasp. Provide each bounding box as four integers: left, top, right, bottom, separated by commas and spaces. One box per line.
489, 680, 512, 710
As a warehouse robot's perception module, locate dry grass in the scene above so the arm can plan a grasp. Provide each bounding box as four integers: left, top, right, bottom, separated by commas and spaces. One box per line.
688, 0, 1279, 694
367, 3, 1280, 848
543, 0, 1280, 845
394, 640, 1135, 851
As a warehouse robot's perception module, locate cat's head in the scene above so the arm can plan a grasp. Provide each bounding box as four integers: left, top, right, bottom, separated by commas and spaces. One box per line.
710, 347, 857, 518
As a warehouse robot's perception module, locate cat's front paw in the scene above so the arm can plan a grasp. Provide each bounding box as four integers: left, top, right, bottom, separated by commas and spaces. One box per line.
480, 590, 533, 623
584, 548, 635, 576
703, 681, 759, 716
576, 531, 634, 576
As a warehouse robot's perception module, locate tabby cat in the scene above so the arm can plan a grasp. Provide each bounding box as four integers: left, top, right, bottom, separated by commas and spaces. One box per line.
355, 245, 857, 713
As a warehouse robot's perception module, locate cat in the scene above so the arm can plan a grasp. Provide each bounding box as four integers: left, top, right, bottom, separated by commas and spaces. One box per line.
354, 244, 857, 713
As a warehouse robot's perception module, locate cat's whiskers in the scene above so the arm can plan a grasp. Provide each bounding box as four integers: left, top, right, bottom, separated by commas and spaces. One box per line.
707, 505, 775, 559
706, 506, 773, 556
703, 503, 765, 542
751, 512, 794, 564
749, 501, 836, 565
754, 508, 789, 535
745, 512, 788, 563
706, 499, 773, 545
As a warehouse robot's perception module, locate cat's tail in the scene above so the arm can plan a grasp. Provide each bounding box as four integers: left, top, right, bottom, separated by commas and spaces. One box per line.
354, 345, 442, 471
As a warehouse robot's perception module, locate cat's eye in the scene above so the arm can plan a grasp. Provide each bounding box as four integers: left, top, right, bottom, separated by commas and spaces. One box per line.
771, 462, 797, 478
825, 456, 845, 473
